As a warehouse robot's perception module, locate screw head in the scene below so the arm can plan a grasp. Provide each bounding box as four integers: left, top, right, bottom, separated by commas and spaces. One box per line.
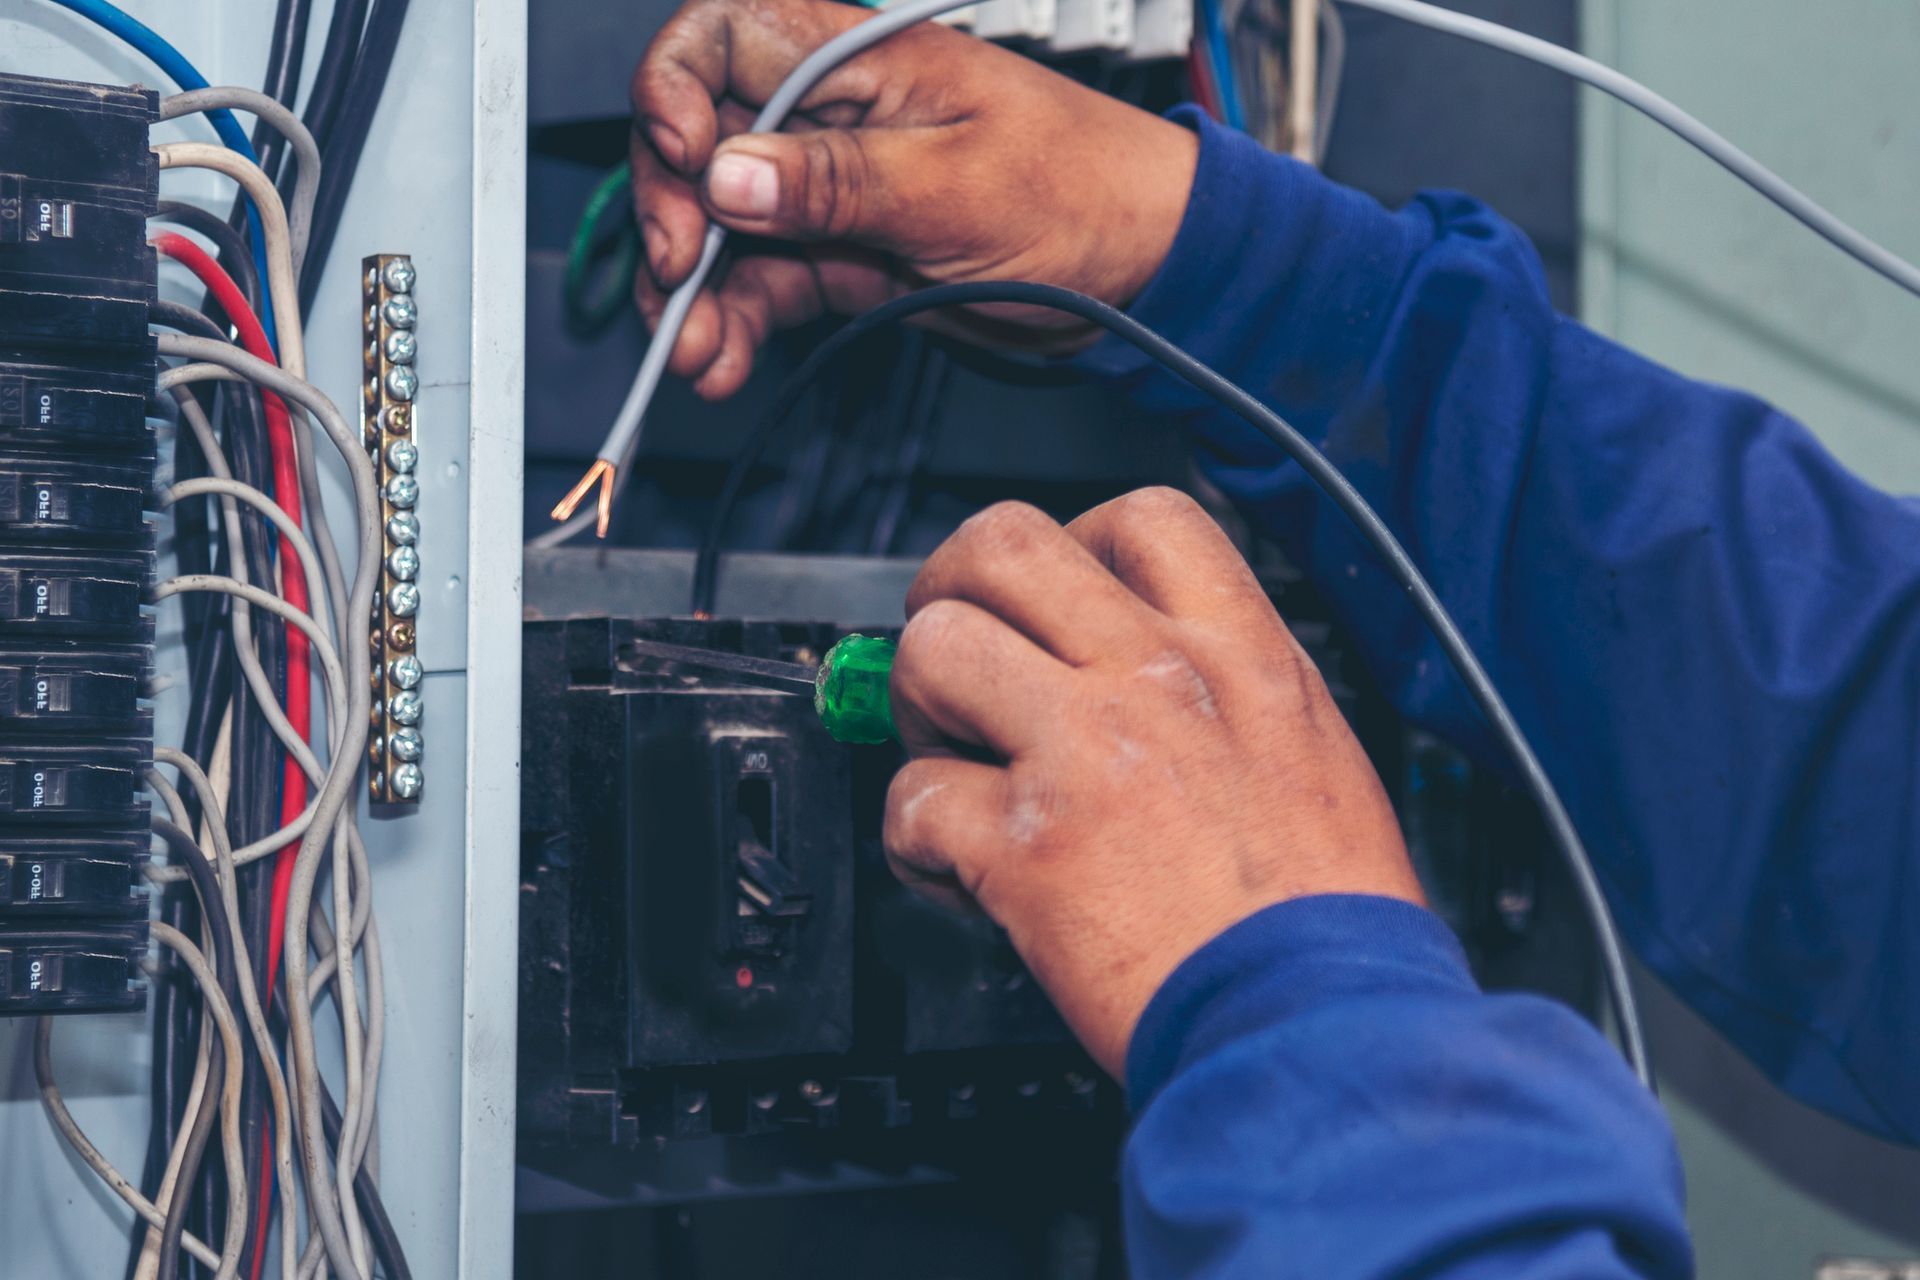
389, 653, 424, 689
387, 545, 421, 581
387, 581, 422, 617
390, 762, 423, 799
389, 688, 424, 725
386, 439, 418, 471
384, 404, 413, 433
385, 366, 418, 401
751, 1090, 779, 1111
381, 257, 417, 292
382, 295, 417, 328
388, 621, 416, 649
383, 329, 418, 363
367, 734, 384, 762
386, 510, 420, 546
389, 727, 424, 762
384, 473, 420, 508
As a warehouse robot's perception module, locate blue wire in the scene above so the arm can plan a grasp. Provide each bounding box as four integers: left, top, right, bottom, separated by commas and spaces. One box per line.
1198, 0, 1247, 133
44, 0, 280, 351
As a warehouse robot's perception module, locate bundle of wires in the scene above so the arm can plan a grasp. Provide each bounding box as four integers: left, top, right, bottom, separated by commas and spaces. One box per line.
33, 5, 415, 1278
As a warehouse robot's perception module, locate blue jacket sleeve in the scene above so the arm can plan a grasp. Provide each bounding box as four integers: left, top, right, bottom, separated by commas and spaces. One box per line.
1125, 896, 1691, 1278
1081, 108, 1920, 1144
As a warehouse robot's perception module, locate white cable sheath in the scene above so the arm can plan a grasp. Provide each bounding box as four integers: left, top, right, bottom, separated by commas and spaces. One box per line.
1337, 0, 1920, 298
593, 0, 982, 472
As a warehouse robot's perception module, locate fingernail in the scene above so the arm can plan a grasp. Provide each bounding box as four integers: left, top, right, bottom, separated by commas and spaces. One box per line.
706, 151, 780, 219
640, 216, 670, 280
648, 121, 687, 169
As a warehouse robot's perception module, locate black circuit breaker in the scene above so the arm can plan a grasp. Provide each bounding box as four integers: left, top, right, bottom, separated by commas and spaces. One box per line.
519, 617, 1098, 1150
0, 72, 160, 1017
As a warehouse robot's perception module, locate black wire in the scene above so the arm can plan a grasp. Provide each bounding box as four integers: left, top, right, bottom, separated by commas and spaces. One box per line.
868, 345, 949, 555
153, 202, 265, 343
254, 0, 314, 173
150, 820, 239, 1280
298, 0, 411, 316
302, 0, 371, 154
690, 281, 1653, 1089
319, 1080, 415, 1280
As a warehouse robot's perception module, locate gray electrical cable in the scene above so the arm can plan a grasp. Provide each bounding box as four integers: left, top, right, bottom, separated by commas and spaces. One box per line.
149, 762, 300, 1280
160, 371, 380, 1267
160, 88, 322, 280
33, 1029, 223, 1270
154, 332, 380, 1280
1336, 0, 1920, 298
559, 0, 979, 532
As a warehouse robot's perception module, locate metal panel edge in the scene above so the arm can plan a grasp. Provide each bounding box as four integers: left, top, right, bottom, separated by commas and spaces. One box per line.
461, 0, 527, 1274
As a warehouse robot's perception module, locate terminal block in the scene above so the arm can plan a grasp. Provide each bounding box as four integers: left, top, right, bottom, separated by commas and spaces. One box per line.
361, 253, 423, 804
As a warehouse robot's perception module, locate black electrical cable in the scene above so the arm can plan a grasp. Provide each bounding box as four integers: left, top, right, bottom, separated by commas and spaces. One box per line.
868, 345, 949, 555
150, 819, 240, 1280
301, 0, 371, 153
692, 281, 1654, 1089
319, 1080, 415, 1280
298, 0, 411, 315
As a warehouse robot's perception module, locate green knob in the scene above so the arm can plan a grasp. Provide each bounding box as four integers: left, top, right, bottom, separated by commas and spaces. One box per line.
814, 634, 897, 744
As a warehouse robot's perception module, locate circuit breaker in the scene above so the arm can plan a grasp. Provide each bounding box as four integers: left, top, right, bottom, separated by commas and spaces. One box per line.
0, 72, 157, 1017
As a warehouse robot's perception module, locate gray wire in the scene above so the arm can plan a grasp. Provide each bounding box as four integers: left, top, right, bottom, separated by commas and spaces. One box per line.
154, 333, 380, 1280
592, 0, 981, 472
148, 763, 301, 1280
160, 374, 380, 1267
160, 87, 321, 281
1335, 0, 1920, 298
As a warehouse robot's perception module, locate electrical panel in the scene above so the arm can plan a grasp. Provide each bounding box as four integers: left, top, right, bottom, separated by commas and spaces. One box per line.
0, 71, 157, 1018
520, 615, 1098, 1153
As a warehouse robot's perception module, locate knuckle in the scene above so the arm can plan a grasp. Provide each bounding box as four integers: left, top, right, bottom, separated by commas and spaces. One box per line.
956, 501, 1056, 560
1115, 485, 1207, 524
798, 132, 871, 237
896, 599, 974, 681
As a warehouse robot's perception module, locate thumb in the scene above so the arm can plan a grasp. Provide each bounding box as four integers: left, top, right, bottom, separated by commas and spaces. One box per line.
702, 127, 931, 248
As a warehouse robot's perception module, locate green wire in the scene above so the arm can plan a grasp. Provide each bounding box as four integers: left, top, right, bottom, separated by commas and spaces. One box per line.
564, 162, 642, 336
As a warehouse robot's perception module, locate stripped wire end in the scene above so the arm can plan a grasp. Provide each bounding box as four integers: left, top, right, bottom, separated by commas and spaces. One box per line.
552, 459, 616, 538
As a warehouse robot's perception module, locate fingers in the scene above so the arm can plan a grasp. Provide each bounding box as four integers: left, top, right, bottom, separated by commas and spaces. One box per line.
700, 126, 948, 250
882, 755, 1005, 914
1064, 488, 1279, 633
891, 598, 1071, 759
907, 503, 1165, 667
631, 0, 872, 177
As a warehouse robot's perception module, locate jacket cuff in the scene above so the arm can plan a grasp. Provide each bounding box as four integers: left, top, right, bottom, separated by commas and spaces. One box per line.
1125, 894, 1478, 1109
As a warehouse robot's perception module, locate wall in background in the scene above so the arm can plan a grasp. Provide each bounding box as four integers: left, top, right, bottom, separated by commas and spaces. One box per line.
1581, 1, 1920, 1273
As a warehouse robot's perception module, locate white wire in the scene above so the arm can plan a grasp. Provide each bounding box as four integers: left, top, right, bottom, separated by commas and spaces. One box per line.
153, 334, 381, 1280
152, 143, 307, 374
591, 0, 982, 473
159, 88, 322, 280
149, 763, 301, 1280
1335, 0, 1920, 298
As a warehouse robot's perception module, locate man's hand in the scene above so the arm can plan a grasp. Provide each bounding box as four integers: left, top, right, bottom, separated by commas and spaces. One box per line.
883, 489, 1425, 1077
630, 0, 1198, 398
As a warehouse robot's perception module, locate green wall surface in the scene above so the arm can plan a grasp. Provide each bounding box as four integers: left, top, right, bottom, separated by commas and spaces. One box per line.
1580, 2, 1920, 1275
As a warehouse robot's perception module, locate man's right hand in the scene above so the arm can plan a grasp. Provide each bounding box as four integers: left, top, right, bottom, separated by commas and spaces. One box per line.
629, 0, 1199, 399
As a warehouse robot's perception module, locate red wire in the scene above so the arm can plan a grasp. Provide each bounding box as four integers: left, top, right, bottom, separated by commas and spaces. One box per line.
153, 231, 312, 1280
1187, 41, 1221, 121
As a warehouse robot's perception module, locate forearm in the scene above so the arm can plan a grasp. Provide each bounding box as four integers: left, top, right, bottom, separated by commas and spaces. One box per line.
1126, 895, 1691, 1279
1084, 111, 1920, 1142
